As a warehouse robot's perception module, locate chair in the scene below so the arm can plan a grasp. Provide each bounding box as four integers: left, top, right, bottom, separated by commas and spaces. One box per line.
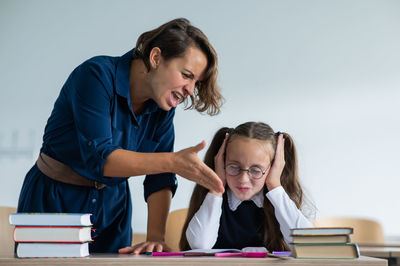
0, 206, 17, 255
313, 217, 385, 244
132, 233, 147, 245
165, 208, 188, 251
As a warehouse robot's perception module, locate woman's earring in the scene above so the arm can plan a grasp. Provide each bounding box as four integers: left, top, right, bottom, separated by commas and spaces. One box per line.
154, 60, 160, 69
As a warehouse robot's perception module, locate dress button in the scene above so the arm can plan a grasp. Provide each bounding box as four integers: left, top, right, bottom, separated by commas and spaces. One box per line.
92, 198, 97, 203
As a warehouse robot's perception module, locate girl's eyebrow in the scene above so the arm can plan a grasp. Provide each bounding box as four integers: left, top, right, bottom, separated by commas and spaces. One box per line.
226, 160, 267, 169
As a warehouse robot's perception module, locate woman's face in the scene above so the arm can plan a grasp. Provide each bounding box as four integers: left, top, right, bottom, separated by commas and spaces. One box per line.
149, 46, 207, 111
225, 136, 273, 201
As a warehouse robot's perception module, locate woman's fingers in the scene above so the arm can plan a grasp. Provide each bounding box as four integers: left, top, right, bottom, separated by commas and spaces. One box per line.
192, 140, 206, 153
198, 163, 224, 193
144, 243, 156, 253
118, 241, 170, 254
118, 242, 145, 254
174, 141, 224, 193
133, 243, 147, 254
155, 243, 163, 252
118, 246, 134, 254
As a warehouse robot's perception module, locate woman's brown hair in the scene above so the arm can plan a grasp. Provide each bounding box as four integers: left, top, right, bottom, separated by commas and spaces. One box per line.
179, 122, 305, 251
132, 18, 223, 115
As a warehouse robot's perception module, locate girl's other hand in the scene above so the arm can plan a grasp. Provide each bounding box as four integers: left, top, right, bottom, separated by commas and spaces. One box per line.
265, 133, 285, 190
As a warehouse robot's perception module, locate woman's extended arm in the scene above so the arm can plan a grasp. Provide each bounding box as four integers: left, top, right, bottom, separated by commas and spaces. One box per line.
103, 141, 224, 193
119, 188, 173, 254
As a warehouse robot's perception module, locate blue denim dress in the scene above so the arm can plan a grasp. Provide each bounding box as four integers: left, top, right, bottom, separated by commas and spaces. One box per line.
17, 50, 177, 252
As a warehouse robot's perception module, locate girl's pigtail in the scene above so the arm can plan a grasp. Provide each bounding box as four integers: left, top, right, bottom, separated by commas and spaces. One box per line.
280, 132, 302, 208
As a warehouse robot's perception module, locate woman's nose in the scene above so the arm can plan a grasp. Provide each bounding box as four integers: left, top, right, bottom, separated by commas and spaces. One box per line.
183, 81, 195, 96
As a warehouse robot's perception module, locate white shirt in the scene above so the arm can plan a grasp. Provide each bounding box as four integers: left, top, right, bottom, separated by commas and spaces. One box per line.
227, 187, 264, 211
186, 186, 313, 249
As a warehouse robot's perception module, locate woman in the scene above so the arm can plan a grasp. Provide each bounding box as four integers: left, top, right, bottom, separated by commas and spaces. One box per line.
17, 18, 224, 254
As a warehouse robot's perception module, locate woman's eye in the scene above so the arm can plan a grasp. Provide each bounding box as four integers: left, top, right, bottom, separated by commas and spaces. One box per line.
182, 73, 191, 79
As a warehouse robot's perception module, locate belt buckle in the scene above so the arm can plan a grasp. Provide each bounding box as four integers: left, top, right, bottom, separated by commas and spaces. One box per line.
94, 181, 105, 190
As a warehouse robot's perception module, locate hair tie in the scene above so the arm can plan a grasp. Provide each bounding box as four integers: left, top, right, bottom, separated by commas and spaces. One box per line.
275, 131, 281, 136
228, 128, 235, 135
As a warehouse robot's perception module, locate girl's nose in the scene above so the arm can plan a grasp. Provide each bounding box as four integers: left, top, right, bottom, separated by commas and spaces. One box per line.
237, 171, 251, 181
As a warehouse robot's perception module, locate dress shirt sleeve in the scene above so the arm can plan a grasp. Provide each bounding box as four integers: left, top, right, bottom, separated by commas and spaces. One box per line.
266, 186, 313, 245
143, 109, 177, 201
69, 60, 123, 184
186, 193, 223, 249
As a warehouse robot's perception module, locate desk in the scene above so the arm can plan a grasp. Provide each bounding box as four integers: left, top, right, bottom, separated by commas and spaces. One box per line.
359, 247, 400, 266
360, 247, 400, 257
0, 253, 387, 266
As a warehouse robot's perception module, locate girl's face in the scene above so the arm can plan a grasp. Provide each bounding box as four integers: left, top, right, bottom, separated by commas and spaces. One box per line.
225, 136, 273, 201
149, 46, 207, 111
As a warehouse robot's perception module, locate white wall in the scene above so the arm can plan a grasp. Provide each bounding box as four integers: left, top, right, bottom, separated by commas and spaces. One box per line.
1, 0, 399, 237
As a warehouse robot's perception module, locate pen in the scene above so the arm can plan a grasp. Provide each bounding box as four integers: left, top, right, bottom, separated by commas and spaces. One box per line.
214, 252, 243, 257
183, 252, 214, 256
151, 252, 184, 256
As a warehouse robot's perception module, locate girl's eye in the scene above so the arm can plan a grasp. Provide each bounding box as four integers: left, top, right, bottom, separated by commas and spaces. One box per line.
250, 168, 262, 175
182, 73, 191, 79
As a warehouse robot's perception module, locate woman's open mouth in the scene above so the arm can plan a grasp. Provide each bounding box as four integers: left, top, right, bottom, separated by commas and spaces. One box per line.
170, 92, 183, 107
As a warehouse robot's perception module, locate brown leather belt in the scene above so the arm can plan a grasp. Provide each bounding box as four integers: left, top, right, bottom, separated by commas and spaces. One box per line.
36, 153, 106, 190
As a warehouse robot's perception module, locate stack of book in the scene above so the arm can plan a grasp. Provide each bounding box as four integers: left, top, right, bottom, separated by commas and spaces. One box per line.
290, 227, 360, 259
9, 213, 92, 258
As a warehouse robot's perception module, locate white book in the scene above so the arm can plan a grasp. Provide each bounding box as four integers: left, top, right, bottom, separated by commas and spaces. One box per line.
290, 227, 353, 236
16, 242, 89, 258
14, 226, 92, 243
9, 213, 92, 226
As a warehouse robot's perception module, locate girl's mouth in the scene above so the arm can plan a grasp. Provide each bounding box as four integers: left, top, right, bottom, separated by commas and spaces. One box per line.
237, 187, 250, 193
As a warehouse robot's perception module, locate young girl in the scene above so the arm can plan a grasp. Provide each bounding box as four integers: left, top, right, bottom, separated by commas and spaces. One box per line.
179, 122, 314, 252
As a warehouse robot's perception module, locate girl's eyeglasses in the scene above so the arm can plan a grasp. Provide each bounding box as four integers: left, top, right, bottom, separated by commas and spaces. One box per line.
224, 163, 271, 180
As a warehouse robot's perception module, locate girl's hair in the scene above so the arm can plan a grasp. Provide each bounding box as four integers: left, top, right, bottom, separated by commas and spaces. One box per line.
179, 122, 304, 251
132, 18, 223, 116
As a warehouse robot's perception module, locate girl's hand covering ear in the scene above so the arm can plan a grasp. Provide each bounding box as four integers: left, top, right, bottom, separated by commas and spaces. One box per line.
211, 134, 229, 196
265, 133, 285, 190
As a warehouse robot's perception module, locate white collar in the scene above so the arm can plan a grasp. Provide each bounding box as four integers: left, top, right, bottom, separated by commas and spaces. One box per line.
227, 187, 264, 211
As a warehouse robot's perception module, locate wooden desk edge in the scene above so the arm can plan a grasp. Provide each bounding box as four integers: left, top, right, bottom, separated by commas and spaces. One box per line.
0, 254, 388, 266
